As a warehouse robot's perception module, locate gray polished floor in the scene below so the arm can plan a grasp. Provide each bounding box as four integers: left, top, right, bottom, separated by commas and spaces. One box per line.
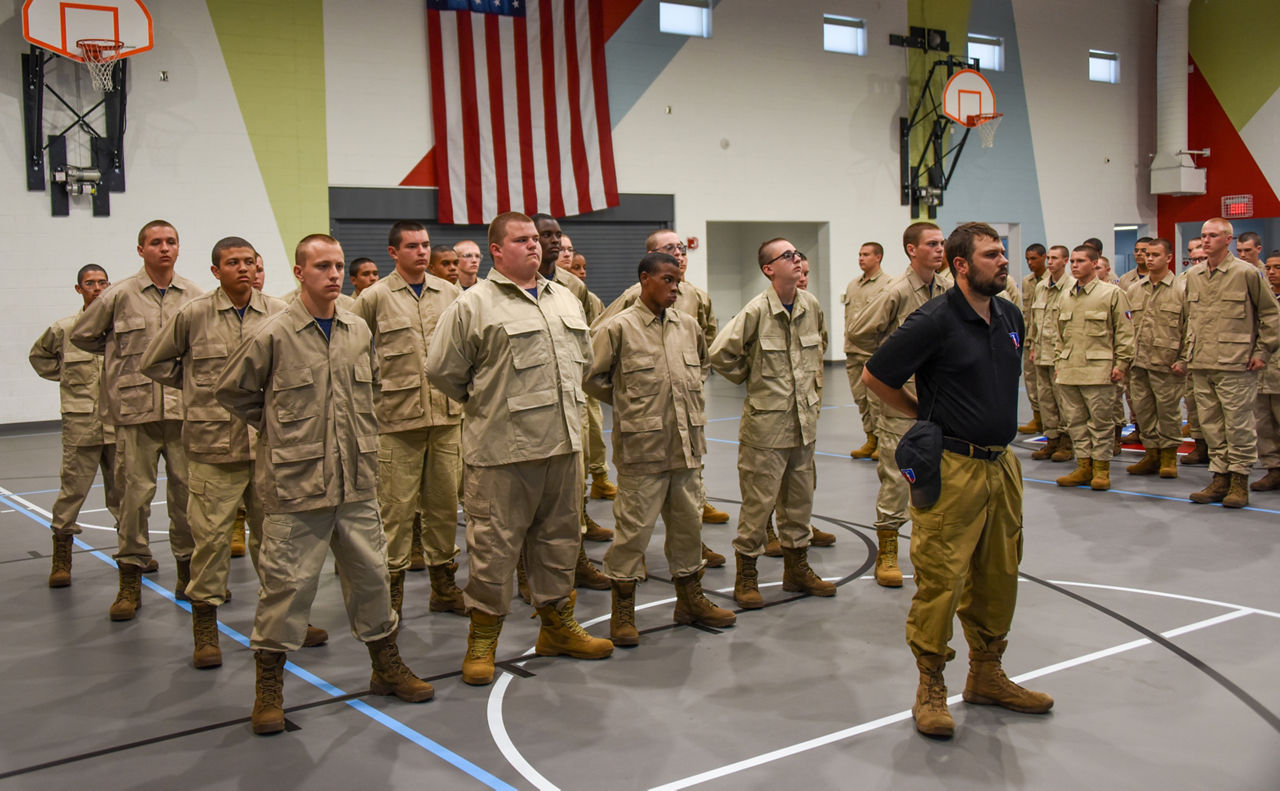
1, 368, 1277, 790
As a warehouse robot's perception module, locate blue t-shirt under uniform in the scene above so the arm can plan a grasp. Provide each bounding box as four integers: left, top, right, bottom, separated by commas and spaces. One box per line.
314, 316, 334, 340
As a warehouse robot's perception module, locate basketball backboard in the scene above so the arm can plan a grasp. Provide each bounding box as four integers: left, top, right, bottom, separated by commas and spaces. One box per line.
22, 0, 154, 62
942, 69, 996, 127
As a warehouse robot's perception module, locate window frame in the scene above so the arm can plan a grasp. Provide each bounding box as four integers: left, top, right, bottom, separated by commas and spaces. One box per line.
1088, 49, 1120, 84
967, 33, 1005, 72
658, 0, 712, 39
823, 14, 867, 56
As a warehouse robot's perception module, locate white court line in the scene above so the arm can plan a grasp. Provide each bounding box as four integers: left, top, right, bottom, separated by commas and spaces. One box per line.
0, 488, 166, 535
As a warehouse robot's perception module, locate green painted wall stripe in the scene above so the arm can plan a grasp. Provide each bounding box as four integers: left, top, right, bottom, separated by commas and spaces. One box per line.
907, 0, 972, 199
1189, 0, 1280, 130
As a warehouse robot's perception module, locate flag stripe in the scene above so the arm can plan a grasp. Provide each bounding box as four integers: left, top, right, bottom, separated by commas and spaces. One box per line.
426, 9, 455, 223
538, 4, 566, 217
483, 14, 510, 216
562, 0, 592, 214
455, 11, 484, 224
587, 0, 619, 206
514, 14, 539, 212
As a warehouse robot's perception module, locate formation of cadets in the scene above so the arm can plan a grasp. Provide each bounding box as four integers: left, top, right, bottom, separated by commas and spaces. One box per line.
27, 212, 1278, 738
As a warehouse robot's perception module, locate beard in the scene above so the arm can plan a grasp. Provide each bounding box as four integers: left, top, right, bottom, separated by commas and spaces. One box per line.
970, 269, 1007, 297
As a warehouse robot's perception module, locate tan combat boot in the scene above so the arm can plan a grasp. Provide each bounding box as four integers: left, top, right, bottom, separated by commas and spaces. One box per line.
782, 546, 836, 597
963, 639, 1054, 713
1252, 468, 1280, 491
1050, 439, 1075, 462
409, 514, 426, 571
810, 525, 836, 547
763, 516, 783, 557
230, 507, 246, 558
1181, 438, 1209, 465
516, 556, 531, 604
428, 561, 467, 615
191, 602, 222, 669
1090, 460, 1111, 491
1126, 449, 1159, 475
1190, 472, 1230, 504
590, 471, 618, 500
1017, 411, 1042, 434
462, 610, 505, 685
1055, 458, 1092, 487
583, 511, 614, 542
874, 529, 903, 588
175, 557, 192, 601
701, 502, 730, 524
673, 571, 736, 628
303, 625, 328, 647
534, 591, 614, 660
850, 433, 878, 459
610, 580, 639, 647
734, 552, 764, 609
49, 534, 73, 588
574, 544, 610, 590
1030, 435, 1057, 461
1158, 447, 1179, 478
389, 570, 406, 619
912, 655, 955, 738
367, 633, 435, 702
108, 563, 142, 621
1222, 473, 1250, 509
251, 650, 287, 735
701, 543, 725, 568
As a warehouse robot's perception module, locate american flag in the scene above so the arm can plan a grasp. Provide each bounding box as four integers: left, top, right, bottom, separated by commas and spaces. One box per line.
426, 0, 619, 224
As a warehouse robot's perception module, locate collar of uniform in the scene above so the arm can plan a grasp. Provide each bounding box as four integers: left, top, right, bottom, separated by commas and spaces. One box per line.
384, 269, 440, 295
1146, 270, 1175, 289
625, 301, 667, 326
211, 286, 265, 313
1076, 277, 1101, 295
860, 269, 883, 285
286, 292, 351, 331
1206, 252, 1244, 275
134, 266, 190, 293
905, 266, 938, 294
488, 267, 552, 294
764, 284, 805, 318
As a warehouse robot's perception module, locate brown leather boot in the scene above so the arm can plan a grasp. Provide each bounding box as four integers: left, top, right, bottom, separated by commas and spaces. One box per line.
1030, 435, 1057, 461
1158, 447, 1179, 478
809, 525, 836, 547
462, 610, 504, 685
1222, 472, 1250, 509
1190, 472, 1230, 504
367, 633, 434, 702
534, 591, 614, 659
734, 552, 764, 609
516, 556, 531, 604
1017, 411, 1042, 434
428, 561, 467, 615
1056, 458, 1092, 487
175, 557, 191, 601
590, 471, 618, 499
701, 543, 725, 568
303, 624, 328, 647
609, 580, 639, 647
874, 529, 903, 587
583, 512, 614, 542
1050, 439, 1075, 462
963, 639, 1054, 713
574, 544, 610, 590
49, 534, 73, 588
408, 514, 426, 571
1112, 425, 1123, 455
389, 570, 406, 619
1181, 438, 1209, 465
763, 516, 782, 557
1090, 460, 1111, 491
912, 655, 955, 738
701, 502, 730, 524
191, 602, 222, 669
108, 564, 142, 621
230, 508, 246, 558
850, 433, 878, 459
781, 546, 836, 597
251, 650, 286, 735
1126, 449, 1159, 475
1251, 468, 1280, 491
673, 571, 736, 628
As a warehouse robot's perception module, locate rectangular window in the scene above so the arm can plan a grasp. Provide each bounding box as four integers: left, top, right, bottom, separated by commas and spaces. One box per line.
1089, 50, 1119, 83
967, 33, 1004, 72
823, 15, 867, 56
659, 0, 711, 39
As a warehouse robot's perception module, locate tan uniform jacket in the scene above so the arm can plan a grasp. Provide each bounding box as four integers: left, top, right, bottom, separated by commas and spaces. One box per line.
596, 280, 717, 349
139, 288, 287, 463
708, 286, 826, 449
1020, 272, 1042, 317
352, 270, 463, 433
1126, 271, 1185, 371
426, 269, 591, 467
1027, 273, 1074, 364
1264, 288, 1280, 394
1054, 278, 1134, 386
1117, 268, 1145, 291
1000, 278, 1021, 307
550, 266, 601, 323
584, 303, 707, 474
1180, 254, 1280, 370
70, 269, 204, 426
29, 311, 112, 446
841, 270, 889, 356
213, 298, 380, 513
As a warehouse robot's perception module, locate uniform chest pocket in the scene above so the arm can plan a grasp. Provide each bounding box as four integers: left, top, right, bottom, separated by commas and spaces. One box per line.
758, 334, 791, 378
114, 316, 149, 357
1219, 294, 1247, 320
191, 341, 228, 386
799, 331, 822, 371
378, 315, 417, 359
273, 366, 317, 423
622, 352, 660, 396
560, 314, 590, 363
62, 358, 98, 387
1084, 309, 1109, 336
505, 318, 551, 370
353, 361, 376, 414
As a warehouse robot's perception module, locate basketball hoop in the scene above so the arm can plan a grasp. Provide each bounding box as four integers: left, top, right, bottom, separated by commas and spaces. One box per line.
77, 39, 126, 92
968, 112, 1004, 148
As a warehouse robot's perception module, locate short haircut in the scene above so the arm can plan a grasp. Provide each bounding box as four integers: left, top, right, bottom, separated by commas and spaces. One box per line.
1082, 237, 1103, 253
861, 241, 885, 258
1050, 244, 1070, 258
210, 236, 256, 267
454, 239, 479, 251
529, 213, 557, 228
1025, 243, 1046, 256
903, 222, 941, 255
430, 244, 456, 262
1204, 217, 1234, 235
488, 211, 532, 247
757, 237, 789, 269
1147, 238, 1173, 256
1072, 244, 1100, 261
638, 251, 678, 279
348, 257, 376, 277
77, 264, 107, 284
137, 219, 177, 246
573, 253, 587, 265
944, 222, 1001, 270
1136, 236, 1153, 245
645, 228, 677, 250
1238, 231, 1262, 246
388, 220, 427, 248
295, 233, 339, 267
1100, 256, 1111, 266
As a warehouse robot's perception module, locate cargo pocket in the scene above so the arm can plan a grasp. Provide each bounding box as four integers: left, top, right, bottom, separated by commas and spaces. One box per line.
507, 388, 558, 451
617, 414, 665, 464
622, 353, 659, 397
271, 441, 326, 500
117, 371, 154, 416
356, 434, 379, 490
505, 318, 550, 371
378, 371, 424, 422
272, 367, 317, 443
114, 316, 148, 357
191, 341, 229, 387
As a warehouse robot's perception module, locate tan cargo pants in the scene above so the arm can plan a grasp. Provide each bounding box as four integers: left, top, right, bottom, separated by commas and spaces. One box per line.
1130, 366, 1185, 449
114, 420, 192, 568
874, 414, 914, 532
186, 459, 260, 606
586, 396, 608, 476
50, 441, 119, 536
845, 356, 879, 438
1058, 383, 1117, 461
377, 425, 462, 572
1192, 369, 1261, 474
251, 500, 396, 652
732, 442, 814, 557
462, 453, 581, 616
603, 467, 703, 581
906, 448, 1023, 660
1023, 348, 1040, 415
1185, 380, 1202, 439
1256, 393, 1280, 469
1032, 365, 1064, 438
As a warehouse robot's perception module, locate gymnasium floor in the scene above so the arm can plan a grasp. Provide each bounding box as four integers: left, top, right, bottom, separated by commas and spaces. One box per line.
1, 368, 1277, 790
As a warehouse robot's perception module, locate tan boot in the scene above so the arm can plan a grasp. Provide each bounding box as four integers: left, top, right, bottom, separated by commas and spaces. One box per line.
534, 591, 614, 659
251, 650, 286, 735
1158, 447, 1179, 479
574, 544, 610, 590
673, 571, 736, 628
763, 517, 782, 557
874, 529, 903, 588
49, 534, 73, 588
462, 610, 504, 685
409, 514, 426, 571
1252, 468, 1280, 491
367, 633, 434, 702
1017, 411, 1042, 434
389, 570, 406, 619
734, 552, 764, 609
1090, 460, 1111, 491
1050, 439, 1075, 463
108, 563, 142, 621
590, 471, 618, 499
782, 546, 836, 597
191, 602, 222, 669
142, 557, 159, 574
303, 624, 328, 647
1222, 473, 1250, 509
701, 543, 726, 568
1190, 472, 1230, 504
1055, 458, 1092, 487
174, 557, 191, 601
516, 556, 531, 604
850, 433, 878, 459
809, 525, 836, 547
1181, 438, 1209, 465
583, 512, 614, 542
1030, 435, 1057, 461
610, 580, 639, 646
963, 639, 1054, 713
230, 508, 246, 558
701, 502, 730, 524
912, 655, 955, 738
1126, 449, 1159, 475
428, 561, 467, 615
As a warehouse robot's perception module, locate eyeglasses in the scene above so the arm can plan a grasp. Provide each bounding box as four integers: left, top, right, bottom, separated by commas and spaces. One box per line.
651, 242, 687, 255
767, 249, 805, 266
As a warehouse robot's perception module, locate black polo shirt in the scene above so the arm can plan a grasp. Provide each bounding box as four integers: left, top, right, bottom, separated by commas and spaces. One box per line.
865, 286, 1025, 447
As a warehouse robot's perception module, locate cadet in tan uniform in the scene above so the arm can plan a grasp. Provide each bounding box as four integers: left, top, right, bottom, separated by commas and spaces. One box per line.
427, 212, 613, 686
1053, 245, 1134, 491
585, 252, 735, 645
215, 234, 433, 735
1016, 244, 1047, 434
1027, 245, 1075, 462
1116, 238, 1152, 445
843, 242, 889, 459
1235, 231, 1264, 270
72, 220, 203, 621
352, 221, 466, 620
1180, 242, 1210, 464
428, 243, 461, 285
30, 264, 121, 588
846, 222, 948, 587
708, 237, 834, 608
1252, 254, 1280, 491
348, 258, 380, 296
1123, 239, 1186, 479
1175, 218, 1280, 508
454, 240, 482, 290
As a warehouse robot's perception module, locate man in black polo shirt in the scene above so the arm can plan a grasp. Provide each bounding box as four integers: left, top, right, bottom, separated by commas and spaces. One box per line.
863, 222, 1053, 739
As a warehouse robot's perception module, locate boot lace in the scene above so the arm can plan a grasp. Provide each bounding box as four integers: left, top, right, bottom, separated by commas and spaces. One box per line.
467, 623, 502, 660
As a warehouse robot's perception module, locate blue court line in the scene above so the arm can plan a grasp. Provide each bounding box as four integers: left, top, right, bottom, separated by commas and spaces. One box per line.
0, 490, 516, 791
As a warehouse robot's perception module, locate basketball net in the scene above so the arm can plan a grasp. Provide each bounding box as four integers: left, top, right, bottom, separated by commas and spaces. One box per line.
77, 39, 125, 92
968, 113, 1003, 149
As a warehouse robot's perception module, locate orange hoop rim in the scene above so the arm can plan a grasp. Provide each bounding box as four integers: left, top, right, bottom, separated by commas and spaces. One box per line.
965, 112, 1004, 127
76, 38, 126, 62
